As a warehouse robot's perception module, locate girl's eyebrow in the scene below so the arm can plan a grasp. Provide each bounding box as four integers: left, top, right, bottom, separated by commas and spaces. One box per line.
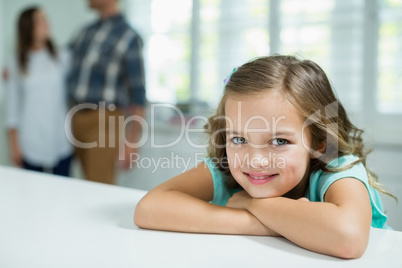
225, 130, 243, 135
272, 131, 296, 137
225, 130, 296, 136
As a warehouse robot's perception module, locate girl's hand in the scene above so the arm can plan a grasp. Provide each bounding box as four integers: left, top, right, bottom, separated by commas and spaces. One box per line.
226, 191, 281, 236
226, 191, 253, 210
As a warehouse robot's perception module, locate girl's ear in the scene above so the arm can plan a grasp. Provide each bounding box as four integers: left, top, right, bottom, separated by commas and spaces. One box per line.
311, 142, 326, 159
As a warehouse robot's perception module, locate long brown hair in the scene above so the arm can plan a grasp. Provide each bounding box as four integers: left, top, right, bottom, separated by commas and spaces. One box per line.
17, 6, 57, 74
205, 55, 395, 199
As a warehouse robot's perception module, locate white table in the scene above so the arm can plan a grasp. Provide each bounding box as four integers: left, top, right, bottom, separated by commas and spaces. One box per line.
1, 166, 401, 268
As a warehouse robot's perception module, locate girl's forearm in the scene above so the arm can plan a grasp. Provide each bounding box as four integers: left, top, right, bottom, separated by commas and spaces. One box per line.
134, 190, 275, 236
247, 197, 369, 258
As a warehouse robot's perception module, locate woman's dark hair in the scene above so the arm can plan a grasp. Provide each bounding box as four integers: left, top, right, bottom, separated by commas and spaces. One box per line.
17, 6, 57, 74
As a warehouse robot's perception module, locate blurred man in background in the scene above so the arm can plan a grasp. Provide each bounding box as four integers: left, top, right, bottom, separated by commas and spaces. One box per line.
67, 0, 146, 184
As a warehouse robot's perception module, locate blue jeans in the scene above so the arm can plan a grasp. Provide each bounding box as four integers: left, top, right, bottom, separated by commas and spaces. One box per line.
22, 154, 73, 177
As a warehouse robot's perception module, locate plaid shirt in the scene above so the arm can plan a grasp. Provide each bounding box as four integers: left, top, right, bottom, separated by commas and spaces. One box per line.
67, 14, 145, 108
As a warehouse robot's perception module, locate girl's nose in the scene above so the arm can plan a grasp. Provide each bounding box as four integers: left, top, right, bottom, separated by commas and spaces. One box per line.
247, 150, 271, 169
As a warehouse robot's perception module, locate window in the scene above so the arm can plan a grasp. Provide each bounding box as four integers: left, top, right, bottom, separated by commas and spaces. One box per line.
280, 0, 364, 115
127, 0, 270, 107
126, 0, 402, 143
377, 0, 402, 114
127, 0, 192, 104
197, 0, 270, 107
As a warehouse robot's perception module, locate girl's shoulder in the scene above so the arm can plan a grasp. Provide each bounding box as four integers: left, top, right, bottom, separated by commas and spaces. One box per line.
326, 154, 361, 169
307, 155, 368, 201
307, 155, 389, 228
203, 157, 225, 178
204, 157, 236, 206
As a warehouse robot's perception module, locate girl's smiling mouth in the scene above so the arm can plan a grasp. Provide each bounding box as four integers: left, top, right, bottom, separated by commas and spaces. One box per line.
244, 172, 279, 185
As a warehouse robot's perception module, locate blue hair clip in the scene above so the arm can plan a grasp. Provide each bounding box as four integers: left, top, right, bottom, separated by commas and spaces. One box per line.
223, 67, 238, 86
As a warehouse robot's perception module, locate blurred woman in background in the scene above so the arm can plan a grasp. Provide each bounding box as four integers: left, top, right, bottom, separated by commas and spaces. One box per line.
5, 6, 73, 176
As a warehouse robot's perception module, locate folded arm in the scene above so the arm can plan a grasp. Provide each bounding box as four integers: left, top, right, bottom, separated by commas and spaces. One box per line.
134, 162, 277, 236
227, 178, 372, 259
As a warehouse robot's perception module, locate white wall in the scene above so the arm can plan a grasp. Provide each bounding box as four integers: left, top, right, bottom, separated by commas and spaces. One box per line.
2, 0, 95, 55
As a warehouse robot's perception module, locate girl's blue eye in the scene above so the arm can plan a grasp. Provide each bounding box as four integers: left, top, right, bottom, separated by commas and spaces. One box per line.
272, 138, 288, 146
231, 137, 246, 144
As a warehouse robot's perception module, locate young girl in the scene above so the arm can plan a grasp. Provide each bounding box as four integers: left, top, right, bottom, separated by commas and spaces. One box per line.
5, 6, 73, 176
134, 55, 391, 259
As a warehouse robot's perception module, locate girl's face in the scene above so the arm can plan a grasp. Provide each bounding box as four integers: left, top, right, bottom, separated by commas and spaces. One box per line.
33, 10, 49, 44
225, 90, 312, 198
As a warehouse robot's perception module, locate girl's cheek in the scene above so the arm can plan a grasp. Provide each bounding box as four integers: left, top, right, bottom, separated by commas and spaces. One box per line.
227, 150, 244, 170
